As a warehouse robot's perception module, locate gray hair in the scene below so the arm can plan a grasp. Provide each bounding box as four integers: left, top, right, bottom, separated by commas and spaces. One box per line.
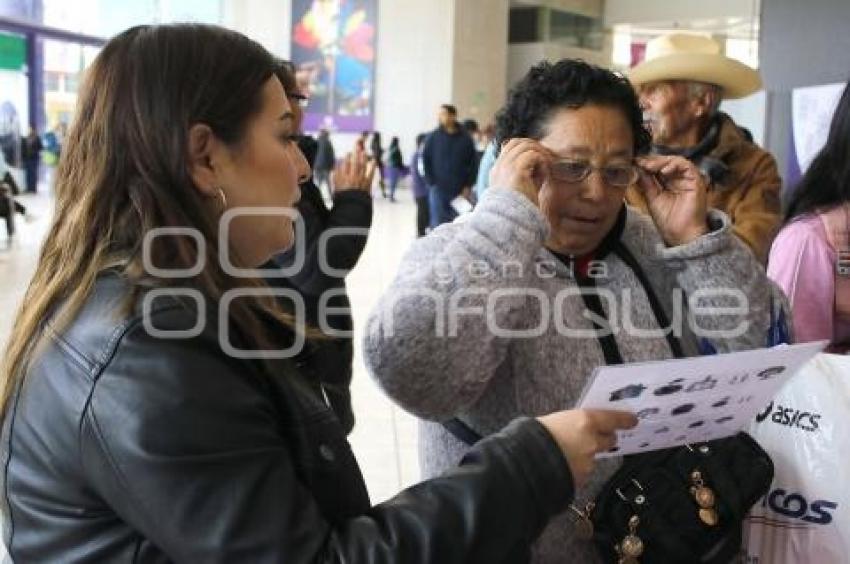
687, 82, 722, 115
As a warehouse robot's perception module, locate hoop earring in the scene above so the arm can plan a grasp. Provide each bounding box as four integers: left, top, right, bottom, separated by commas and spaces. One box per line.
215, 187, 228, 212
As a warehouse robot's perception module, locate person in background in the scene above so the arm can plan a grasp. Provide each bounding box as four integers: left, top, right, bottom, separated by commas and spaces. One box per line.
42, 122, 65, 188
0, 150, 37, 228
627, 33, 782, 263
0, 184, 14, 239
422, 104, 476, 228
20, 126, 42, 193
0, 25, 637, 562
474, 138, 497, 202
0, 110, 22, 168
43, 122, 65, 162
463, 118, 485, 204
462, 118, 483, 158
386, 136, 405, 202
768, 79, 850, 353
270, 60, 373, 434
313, 129, 336, 199
411, 133, 430, 236
370, 131, 386, 198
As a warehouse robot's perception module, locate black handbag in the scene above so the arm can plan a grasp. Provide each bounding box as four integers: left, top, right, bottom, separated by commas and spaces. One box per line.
576, 244, 775, 563
587, 432, 773, 564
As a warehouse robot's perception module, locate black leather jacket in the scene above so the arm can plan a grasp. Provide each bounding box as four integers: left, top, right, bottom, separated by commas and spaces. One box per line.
1, 275, 575, 562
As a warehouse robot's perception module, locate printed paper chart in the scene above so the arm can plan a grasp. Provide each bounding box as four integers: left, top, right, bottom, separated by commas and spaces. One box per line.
577, 341, 827, 457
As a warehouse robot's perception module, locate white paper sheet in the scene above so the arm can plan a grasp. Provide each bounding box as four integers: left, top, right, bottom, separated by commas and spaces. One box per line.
577, 341, 828, 457
792, 83, 845, 173
450, 195, 473, 215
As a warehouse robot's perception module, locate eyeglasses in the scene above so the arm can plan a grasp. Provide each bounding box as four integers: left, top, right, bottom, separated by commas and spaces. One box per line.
550, 160, 639, 188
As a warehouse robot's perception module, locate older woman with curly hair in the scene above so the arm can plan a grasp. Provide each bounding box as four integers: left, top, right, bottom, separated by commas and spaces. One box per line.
365, 59, 789, 562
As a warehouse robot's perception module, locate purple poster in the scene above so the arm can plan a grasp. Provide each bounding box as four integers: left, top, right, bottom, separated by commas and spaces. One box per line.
291, 0, 377, 133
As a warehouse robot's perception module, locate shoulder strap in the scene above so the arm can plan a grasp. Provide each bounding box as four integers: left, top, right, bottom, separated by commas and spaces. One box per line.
818, 206, 850, 322
442, 417, 483, 446
443, 242, 686, 447
613, 242, 686, 359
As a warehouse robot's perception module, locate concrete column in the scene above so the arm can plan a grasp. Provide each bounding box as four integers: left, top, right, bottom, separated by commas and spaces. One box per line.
372, 0, 455, 156
451, 0, 509, 128
372, 0, 511, 156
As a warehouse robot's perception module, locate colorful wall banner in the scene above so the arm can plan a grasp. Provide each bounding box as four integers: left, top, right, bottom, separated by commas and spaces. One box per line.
290, 0, 377, 133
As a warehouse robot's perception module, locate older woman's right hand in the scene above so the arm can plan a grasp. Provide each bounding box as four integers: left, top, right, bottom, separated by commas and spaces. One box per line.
537, 409, 637, 487
489, 138, 552, 206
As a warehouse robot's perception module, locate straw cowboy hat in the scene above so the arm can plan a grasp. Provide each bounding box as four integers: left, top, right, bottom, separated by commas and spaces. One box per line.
628, 33, 762, 99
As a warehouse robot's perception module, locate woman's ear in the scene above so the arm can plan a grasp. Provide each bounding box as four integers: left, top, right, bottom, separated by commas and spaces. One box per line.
187, 123, 223, 198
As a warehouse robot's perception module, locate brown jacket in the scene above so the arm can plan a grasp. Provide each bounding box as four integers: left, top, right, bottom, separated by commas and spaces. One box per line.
627, 113, 782, 263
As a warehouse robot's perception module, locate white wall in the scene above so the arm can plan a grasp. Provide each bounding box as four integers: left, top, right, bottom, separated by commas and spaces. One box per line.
372, 0, 455, 158
508, 43, 547, 89
222, 0, 291, 57
721, 91, 767, 147
543, 38, 612, 67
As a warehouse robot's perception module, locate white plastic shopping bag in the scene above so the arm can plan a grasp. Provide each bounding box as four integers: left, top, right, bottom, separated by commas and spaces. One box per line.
743, 353, 850, 564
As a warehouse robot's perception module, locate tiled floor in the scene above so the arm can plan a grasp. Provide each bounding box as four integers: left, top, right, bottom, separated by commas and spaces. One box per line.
0, 181, 422, 507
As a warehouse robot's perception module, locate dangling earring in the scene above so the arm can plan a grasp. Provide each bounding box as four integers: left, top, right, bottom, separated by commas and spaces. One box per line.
215, 187, 228, 212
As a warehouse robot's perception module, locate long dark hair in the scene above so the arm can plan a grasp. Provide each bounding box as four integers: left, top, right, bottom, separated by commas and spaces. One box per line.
2, 24, 299, 414
785, 79, 850, 223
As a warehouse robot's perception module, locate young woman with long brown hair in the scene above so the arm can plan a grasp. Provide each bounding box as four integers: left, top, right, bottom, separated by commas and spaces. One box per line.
0, 24, 633, 562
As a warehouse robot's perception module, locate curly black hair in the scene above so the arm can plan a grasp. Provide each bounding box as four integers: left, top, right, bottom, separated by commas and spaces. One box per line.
494, 59, 650, 157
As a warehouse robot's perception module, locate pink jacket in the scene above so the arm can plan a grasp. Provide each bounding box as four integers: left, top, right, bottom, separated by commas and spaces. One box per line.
767, 207, 850, 349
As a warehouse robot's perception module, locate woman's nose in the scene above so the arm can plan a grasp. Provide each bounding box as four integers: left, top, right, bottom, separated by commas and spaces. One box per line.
580, 169, 608, 202
290, 145, 311, 184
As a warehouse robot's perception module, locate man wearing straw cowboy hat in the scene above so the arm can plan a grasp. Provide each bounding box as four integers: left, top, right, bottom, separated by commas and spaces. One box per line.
626, 33, 781, 263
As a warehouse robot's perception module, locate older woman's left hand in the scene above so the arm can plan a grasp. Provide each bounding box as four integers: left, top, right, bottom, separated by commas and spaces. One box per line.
636, 155, 710, 247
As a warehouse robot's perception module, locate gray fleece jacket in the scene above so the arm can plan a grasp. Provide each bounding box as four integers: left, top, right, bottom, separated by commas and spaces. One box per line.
364, 187, 788, 563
